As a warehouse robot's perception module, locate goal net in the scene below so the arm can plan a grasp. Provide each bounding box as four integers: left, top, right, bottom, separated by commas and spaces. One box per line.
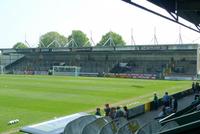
52, 66, 81, 76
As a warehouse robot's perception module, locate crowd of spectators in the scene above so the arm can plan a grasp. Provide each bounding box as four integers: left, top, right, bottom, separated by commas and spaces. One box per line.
189, 82, 200, 111
154, 92, 178, 119
96, 82, 200, 120
95, 104, 129, 120
155, 82, 200, 119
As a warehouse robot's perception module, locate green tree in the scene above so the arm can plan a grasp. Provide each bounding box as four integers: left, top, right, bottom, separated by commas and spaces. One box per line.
67, 30, 90, 47
97, 31, 126, 47
39, 31, 68, 48
13, 42, 28, 49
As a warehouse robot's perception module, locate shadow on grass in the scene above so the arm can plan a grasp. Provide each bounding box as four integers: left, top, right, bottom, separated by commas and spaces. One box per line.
131, 85, 144, 88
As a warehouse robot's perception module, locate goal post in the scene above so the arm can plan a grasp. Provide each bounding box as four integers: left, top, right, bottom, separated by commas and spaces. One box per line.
197, 44, 200, 79
0, 65, 4, 74
52, 66, 81, 76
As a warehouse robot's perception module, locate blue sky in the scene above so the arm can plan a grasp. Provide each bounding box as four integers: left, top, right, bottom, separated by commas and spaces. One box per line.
0, 0, 200, 48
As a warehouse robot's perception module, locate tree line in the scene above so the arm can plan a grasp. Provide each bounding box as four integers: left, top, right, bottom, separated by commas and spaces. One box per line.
13, 30, 126, 49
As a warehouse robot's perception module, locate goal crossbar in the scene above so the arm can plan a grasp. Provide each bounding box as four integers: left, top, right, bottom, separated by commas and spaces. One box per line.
52, 66, 81, 76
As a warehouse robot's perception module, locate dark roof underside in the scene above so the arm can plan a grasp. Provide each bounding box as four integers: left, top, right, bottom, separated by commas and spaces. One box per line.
147, 0, 200, 26
122, 0, 200, 32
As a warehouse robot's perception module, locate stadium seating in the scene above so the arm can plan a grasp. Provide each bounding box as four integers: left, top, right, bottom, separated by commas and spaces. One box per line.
136, 106, 200, 134
160, 111, 200, 126
136, 120, 180, 134
159, 121, 179, 132
158, 119, 200, 134
159, 100, 200, 122
2, 45, 197, 77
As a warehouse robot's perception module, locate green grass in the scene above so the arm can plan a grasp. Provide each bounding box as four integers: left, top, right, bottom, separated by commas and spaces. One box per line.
0, 75, 192, 133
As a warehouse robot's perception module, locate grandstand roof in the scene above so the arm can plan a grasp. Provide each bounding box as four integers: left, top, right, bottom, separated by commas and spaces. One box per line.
122, 0, 200, 33
0, 44, 198, 54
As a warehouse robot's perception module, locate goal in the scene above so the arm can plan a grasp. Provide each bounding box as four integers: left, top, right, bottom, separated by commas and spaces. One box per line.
52, 66, 81, 76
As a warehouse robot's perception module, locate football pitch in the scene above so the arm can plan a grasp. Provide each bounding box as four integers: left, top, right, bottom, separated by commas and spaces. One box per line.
0, 75, 192, 133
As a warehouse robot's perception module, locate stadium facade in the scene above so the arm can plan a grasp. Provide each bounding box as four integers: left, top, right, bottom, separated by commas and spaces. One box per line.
0, 44, 198, 79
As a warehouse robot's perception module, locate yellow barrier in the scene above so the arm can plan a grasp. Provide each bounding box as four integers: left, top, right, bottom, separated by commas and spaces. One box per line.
145, 102, 151, 112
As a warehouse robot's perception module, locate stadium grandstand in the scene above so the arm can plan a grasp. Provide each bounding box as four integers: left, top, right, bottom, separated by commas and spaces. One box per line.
0, 44, 199, 80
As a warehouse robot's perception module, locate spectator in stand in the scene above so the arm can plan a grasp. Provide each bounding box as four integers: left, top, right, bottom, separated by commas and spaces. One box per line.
109, 107, 117, 119
95, 108, 101, 116
158, 106, 167, 118
104, 104, 111, 116
153, 93, 159, 110
163, 92, 170, 107
171, 96, 178, 112
192, 82, 196, 93
115, 106, 124, 118
196, 104, 200, 111
123, 106, 129, 119
156, 105, 173, 119
165, 106, 173, 115
191, 95, 200, 105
